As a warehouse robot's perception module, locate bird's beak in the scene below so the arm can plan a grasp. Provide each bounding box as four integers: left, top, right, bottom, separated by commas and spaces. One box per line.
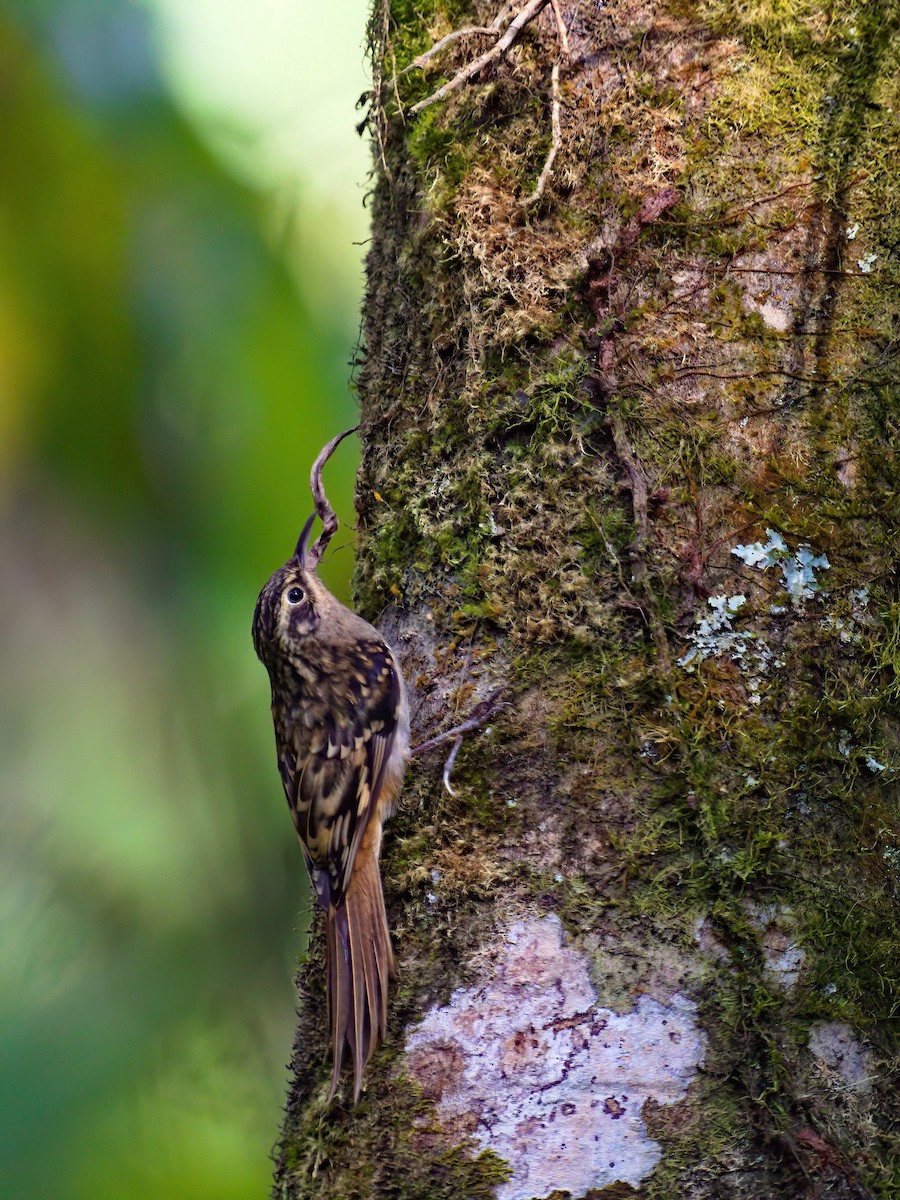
293, 512, 317, 566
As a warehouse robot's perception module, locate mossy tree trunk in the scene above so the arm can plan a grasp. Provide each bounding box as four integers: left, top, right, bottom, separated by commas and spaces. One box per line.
274, 2, 900, 1197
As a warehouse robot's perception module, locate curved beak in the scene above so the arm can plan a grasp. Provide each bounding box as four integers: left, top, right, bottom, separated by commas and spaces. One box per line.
293, 512, 316, 566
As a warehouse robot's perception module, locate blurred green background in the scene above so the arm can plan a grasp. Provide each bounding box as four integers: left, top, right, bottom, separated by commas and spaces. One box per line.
0, 0, 370, 1195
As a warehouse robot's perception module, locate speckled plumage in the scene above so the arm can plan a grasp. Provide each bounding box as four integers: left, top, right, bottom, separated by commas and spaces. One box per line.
253, 516, 409, 1101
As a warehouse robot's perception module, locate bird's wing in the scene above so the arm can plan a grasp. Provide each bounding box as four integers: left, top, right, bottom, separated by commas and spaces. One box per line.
289, 639, 401, 907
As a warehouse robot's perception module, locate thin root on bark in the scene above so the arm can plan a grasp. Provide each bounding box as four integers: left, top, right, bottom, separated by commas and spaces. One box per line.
411, 688, 509, 795
403, 0, 566, 117
399, 0, 571, 201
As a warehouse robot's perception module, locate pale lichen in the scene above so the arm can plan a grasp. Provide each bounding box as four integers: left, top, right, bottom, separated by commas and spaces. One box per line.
677, 593, 748, 668
731, 529, 830, 605
745, 903, 805, 992
807, 1022, 874, 1093
403, 916, 706, 1200
678, 593, 778, 703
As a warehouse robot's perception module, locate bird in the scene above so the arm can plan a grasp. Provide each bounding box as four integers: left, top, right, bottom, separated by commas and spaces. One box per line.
252, 512, 410, 1101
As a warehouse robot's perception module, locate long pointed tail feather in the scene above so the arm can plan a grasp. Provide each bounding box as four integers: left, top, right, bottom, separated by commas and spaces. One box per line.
325, 849, 393, 1101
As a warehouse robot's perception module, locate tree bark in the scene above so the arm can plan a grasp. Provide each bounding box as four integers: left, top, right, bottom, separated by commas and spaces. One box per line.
274, 2, 900, 1197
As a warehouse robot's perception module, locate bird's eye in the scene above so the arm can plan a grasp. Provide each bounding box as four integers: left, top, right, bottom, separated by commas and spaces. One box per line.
287, 587, 305, 605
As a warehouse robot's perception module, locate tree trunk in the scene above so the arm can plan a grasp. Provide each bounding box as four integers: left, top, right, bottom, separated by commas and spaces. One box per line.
274, 2, 900, 1197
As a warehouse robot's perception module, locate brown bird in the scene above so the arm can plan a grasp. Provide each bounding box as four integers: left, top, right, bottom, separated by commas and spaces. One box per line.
252, 513, 409, 1101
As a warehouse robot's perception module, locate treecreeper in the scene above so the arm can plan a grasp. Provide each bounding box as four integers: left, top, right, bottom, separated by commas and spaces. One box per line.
252, 505, 410, 1103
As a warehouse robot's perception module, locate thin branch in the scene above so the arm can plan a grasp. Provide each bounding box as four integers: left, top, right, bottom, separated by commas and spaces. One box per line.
442, 738, 463, 796
411, 688, 508, 757
678, 261, 876, 279
726, 266, 876, 278
307, 426, 360, 568
410, 0, 550, 115
392, 28, 496, 84
658, 180, 817, 228
669, 367, 840, 384
658, 171, 867, 230
548, 0, 570, 58
489, 0, 517, 31
411, 688, 508, 793
525, 62, 561, 205
370, 0, 395, 178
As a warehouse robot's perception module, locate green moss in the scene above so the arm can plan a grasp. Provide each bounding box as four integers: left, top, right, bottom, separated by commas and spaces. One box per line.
406, 104, 474, 188
276, 1072, 511, 1200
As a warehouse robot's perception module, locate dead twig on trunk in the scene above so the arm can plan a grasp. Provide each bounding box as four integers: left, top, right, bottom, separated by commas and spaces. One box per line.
608, 416, 672, 674
525, 62, 561, 205
548, 0, 570, 58
408, 0, 550, 116
411, 688, 509, 794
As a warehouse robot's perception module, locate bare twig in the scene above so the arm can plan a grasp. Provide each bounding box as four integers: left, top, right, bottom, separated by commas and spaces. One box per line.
679, 261, 875, 279
404, 0, 573, 193
658, 180, 816, 228
442, 738, 463, 796
548, 0, 570, 58
411, 687, 508, 794
307, 426, 360, 568
370, 0, 394, 179
725, 266, 876, 278
392, 27, 496, 84
392, 0, 521, 90
609, 419, 650, 587
670, 367, 840, 385
489, 0, 517, 31
525, 62, 561, 205
411, 688, 508, 757
409, 0, 550, 116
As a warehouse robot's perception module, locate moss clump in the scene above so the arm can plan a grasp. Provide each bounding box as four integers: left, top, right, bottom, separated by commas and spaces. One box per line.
276, 1072, 510, 1200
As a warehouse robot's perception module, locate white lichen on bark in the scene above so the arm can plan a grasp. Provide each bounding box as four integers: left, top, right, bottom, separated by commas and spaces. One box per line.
808, 1022, 874, 1093
745, 902, 805, 991
403, 915, 706, 1199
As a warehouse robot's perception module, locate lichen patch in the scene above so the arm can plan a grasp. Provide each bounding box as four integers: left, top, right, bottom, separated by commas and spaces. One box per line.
808, 1022, 874, 1093
746, 902, 805, 991
403, 916, 706, 1199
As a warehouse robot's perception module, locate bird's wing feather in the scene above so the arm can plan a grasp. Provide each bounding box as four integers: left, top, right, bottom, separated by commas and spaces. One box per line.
289, 639, 401, 907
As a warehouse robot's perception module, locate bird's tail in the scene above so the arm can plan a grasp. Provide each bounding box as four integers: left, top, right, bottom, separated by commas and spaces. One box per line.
325, 848, 394, 1102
